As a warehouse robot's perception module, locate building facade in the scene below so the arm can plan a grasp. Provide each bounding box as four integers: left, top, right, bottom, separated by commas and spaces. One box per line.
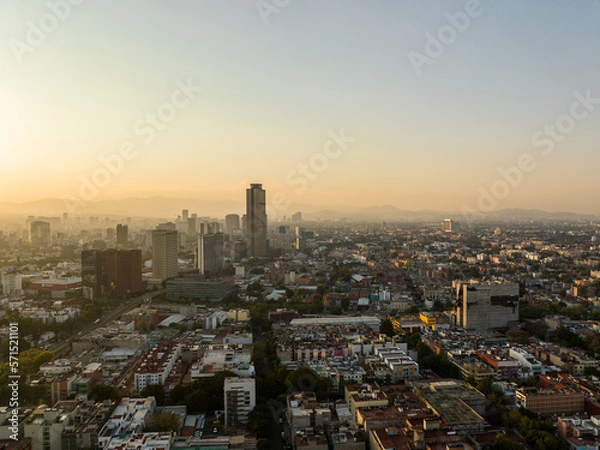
455, 281, 519, 331
197, 234, 224, 276
81, 249, 143, 298
224, 377, 256, 426
246, 183, 267, 257
152, 229, 178, 280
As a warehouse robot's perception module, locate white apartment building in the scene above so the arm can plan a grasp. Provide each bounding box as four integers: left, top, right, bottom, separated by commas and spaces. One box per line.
224, 377, 256, 426
134, 343, 181, 393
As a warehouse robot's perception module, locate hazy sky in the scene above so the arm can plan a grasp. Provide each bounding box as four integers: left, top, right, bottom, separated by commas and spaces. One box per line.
1, 0, 600, 215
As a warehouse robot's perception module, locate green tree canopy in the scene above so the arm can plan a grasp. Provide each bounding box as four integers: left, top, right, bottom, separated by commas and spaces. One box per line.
147, 412, 179, 433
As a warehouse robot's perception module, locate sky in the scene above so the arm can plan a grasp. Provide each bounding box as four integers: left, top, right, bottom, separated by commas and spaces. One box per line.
1, 0, 600, 215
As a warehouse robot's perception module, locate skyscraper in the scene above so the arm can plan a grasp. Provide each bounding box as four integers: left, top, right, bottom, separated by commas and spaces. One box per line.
116, 224, 128, 246
29, 221, 51, 247
225, 214, 240, 235
246, 183, 267, 257
442, 219, 453, 233
182, 209, 189, 223
152, 228, 178, 280
197, 233, 225, 276
187, 217, 197, 235
81, 249, 143, 298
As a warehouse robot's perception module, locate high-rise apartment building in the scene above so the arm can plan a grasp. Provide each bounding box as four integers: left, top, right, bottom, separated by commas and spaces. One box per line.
1, 271, 22, 296
271, 225, 294, 254
116, 224, 128, 246
152, 228, 178, 280
81, 249, 143, 298
442, 219, 453, 233
29, 221, 51, 247
197, 233, 225, 276
225, 214, 240, 235
224, 377, 256, 426
187, 218, 197, 235
246, 183, 267, 257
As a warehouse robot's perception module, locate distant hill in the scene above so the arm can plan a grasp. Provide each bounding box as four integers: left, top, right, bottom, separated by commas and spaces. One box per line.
0, 198, 596, 222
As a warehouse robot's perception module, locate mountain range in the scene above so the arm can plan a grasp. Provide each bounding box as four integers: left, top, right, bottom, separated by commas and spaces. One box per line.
0, 198, 597, 223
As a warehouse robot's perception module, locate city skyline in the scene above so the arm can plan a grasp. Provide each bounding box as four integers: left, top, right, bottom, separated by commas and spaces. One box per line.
2, 1, 600, 214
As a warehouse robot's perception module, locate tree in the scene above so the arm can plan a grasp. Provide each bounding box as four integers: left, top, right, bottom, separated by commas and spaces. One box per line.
491, 434, 525, 450
147, 412, 180, 433
330, 306, 343, 315
18, 348, 53, 375
247, 403, 272, 439
506, 330, 530, 345
380, 319, 395, 337
340, 298, 350, 311
88, 384, 119, 402
286, 367, 332, 399
140, 384, 166, 406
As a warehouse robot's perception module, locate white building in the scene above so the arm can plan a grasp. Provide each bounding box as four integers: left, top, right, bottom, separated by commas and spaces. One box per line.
1, 272, 22, 296
104, 432, 173, 450
509, 347, 543, 377
134, 343, 181, 393
224, 377, 256, 426
98, 397, 157, 449
24, 403, 78, 450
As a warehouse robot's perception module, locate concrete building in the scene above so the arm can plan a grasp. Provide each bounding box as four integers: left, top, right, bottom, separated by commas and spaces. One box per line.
225, 214, 240, 235
454, 281, 519, 331
134, 342, 181, 393
516, 387, 585, 415
186, 218, 197, 236
116, 224, 128, 246
411, 380, 486, 433
152, 228, 178, 280
224, 377, 256, 426
287, 392, 332, 432
29, 221, 51, 247
509, 348, 543, 377
104, 433, 173, 450
246, 183, 267, 257
197, 234, 224, 276
442, 218, 453, 233
165, 278, 236, 302
1, 271, 22, 296
24, 402, 78, 450
271, 225, 295, 254
97, 397, 156, 449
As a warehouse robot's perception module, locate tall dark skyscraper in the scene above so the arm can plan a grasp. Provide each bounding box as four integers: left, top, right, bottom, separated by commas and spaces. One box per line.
246, 183, 267, 257
197, 233, 225, 275
116, 224, 128, 246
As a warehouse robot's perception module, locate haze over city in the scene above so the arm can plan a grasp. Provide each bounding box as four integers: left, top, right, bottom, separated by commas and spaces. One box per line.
2, 1, 600, 216
5, 3, 600, 450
